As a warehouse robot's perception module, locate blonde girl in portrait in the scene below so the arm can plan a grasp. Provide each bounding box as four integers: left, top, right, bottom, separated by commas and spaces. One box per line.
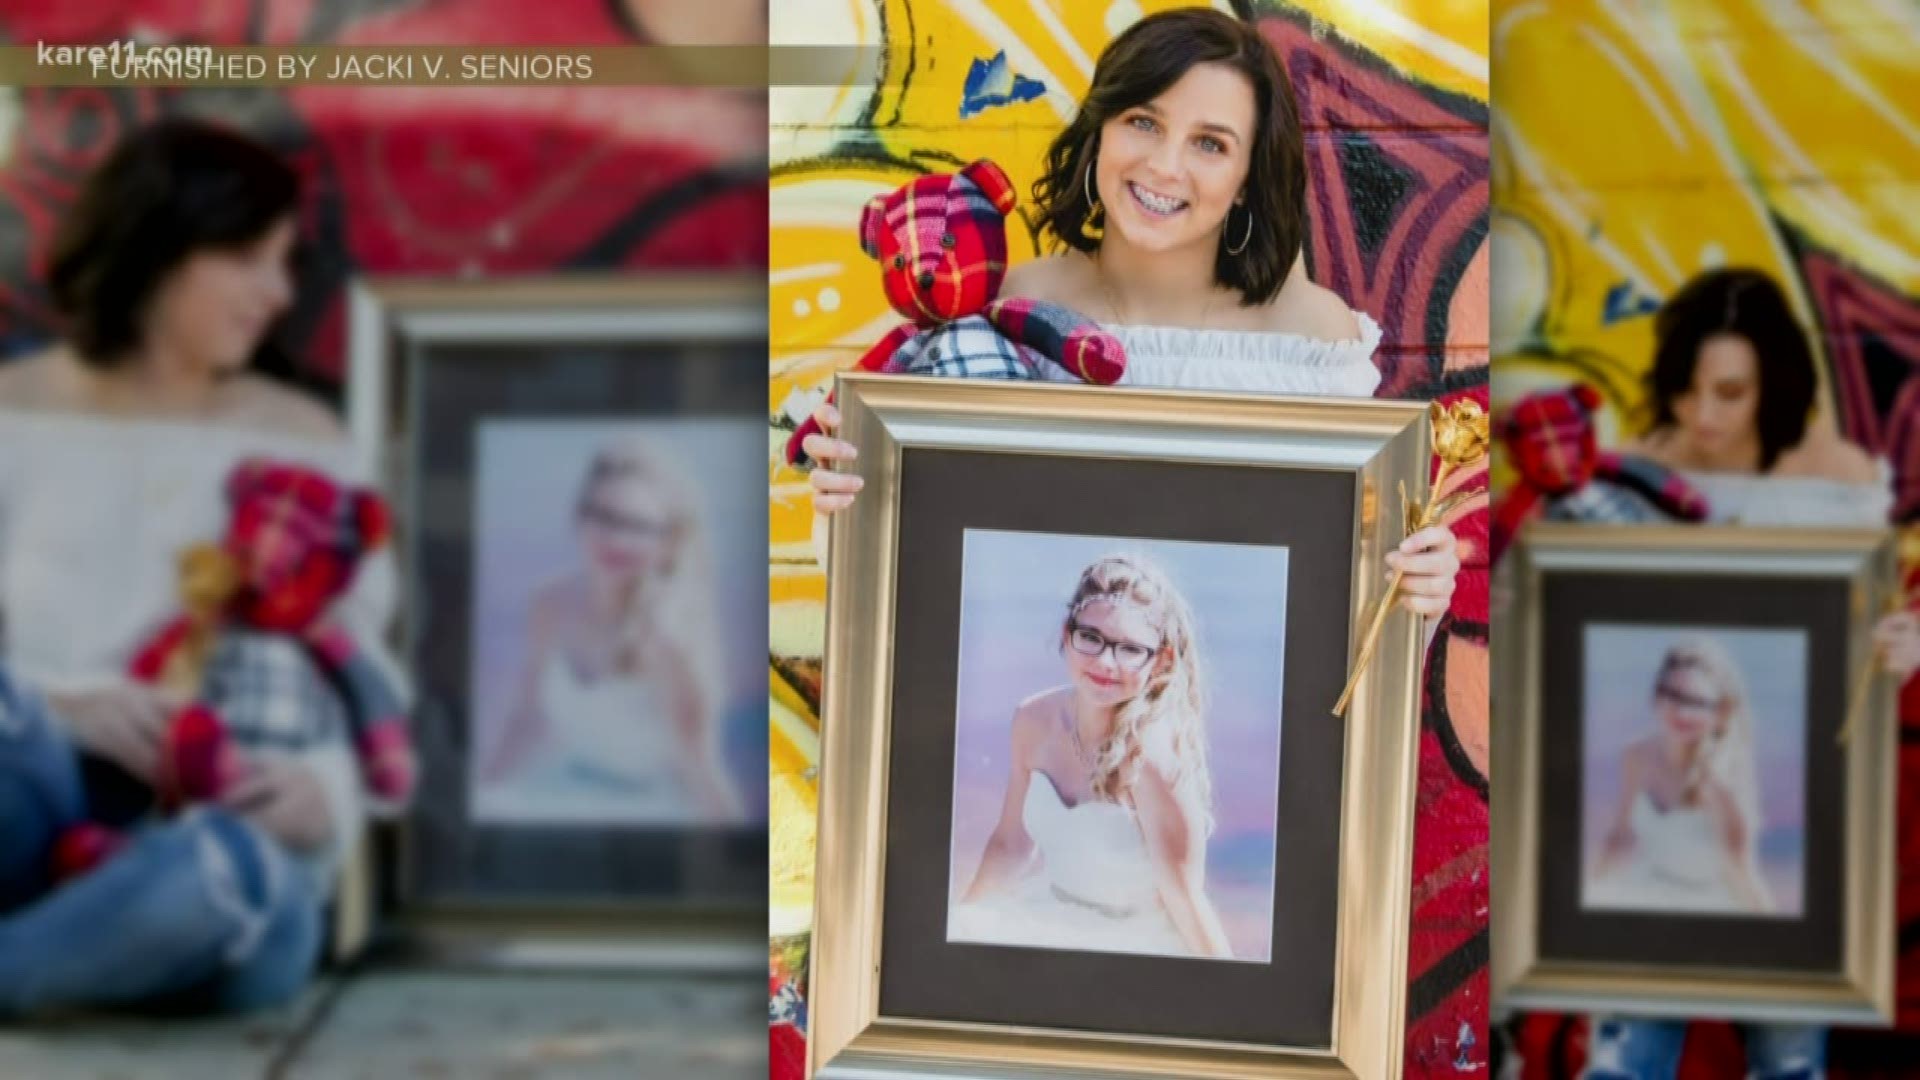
952, 553, 1232, 960
478, 436, 743, 822
1586, 636, 1772, 915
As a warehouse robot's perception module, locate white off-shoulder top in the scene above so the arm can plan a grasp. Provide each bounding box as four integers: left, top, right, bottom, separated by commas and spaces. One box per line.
1085, 314, 1442, 656
1682, 460, 1895, 529
1050, 312, 1385, 399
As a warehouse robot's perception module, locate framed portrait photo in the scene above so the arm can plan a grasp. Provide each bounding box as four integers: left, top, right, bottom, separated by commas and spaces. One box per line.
808, 374, 1433, 1080
347, 276, 768, 938
1493, 524, 1900, 1026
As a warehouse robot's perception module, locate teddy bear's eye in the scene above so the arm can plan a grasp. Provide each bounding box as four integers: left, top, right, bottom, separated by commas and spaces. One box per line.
892, 255, 906, 270
940, 233, 955, 248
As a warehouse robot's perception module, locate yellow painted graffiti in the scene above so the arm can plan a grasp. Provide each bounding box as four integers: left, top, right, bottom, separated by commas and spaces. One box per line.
1491, 0, 1919, 441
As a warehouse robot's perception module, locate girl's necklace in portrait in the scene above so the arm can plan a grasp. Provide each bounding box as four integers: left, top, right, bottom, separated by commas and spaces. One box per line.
1067, 708, 1097, 783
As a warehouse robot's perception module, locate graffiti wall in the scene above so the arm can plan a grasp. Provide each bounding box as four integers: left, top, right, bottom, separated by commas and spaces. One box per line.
1491, 0, 1918, 474
1493, 0, 1919, 1072
0, 0, 769, 384
768, 1, 1491, 1073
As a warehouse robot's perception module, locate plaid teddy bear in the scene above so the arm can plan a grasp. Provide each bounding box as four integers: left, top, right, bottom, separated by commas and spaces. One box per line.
1490, 383, 1710, 566
53, 459, 414, 879
784, 159, 1126, 467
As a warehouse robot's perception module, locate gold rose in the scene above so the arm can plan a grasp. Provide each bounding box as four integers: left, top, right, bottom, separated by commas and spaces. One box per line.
1837, 572, 1917, 746
1333, 399, 1489, 717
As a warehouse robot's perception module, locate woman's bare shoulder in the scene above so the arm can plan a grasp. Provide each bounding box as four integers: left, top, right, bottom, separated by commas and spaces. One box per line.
1263, 279, 1361, 341
224, 376, 345, 441
1010, 688, 1068, 750
1619, 737, 1657, 780
1773, 431, 1880, 484
1014, 686, 1069, 724
0, 348, 70, 409
1001, 254, 1086, 307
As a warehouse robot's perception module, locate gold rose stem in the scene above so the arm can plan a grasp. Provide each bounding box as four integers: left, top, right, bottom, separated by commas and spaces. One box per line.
1332, 570, 1404, 717
1332, 461, 1459, 717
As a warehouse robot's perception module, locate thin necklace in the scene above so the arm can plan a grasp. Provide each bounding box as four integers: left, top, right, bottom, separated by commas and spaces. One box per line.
1066, 704, 1095, 773
1093, 248, 1218, 330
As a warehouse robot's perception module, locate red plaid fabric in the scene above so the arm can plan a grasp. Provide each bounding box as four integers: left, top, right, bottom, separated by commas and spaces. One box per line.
306, 619, 416, 802
985, 298, 1125, 385
157, 704, 236, 806
1491, 385, 1601, 566
1500, 384, 1602, 493
862, 160, 1013, 325
124, 458, 415, 807
784, 161, 1123, 468
223, 459, 382, 632
1491, 384, 1708, 566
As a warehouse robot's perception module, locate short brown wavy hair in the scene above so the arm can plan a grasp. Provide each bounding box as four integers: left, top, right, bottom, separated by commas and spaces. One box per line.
1645, 268, 1815, 471
1031, 8, 1305, 306
47, 118, 301, 368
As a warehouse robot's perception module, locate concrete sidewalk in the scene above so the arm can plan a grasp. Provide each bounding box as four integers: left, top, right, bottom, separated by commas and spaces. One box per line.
0, 969, 765, 1079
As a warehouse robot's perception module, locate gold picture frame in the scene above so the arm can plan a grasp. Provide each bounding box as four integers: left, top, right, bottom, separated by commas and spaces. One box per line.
808, 373, 1434, 1080
1493, 523, 1899, 1026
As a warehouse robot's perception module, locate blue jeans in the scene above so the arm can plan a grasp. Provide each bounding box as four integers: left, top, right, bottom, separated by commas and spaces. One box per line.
0, 669, 322, 1017
1584, 1016, 1825, 1079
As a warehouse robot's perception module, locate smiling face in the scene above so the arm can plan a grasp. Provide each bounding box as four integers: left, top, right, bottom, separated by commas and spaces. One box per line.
1094, 61, 1257, 256
1062, 597, 1164, 706
142, 216, 298, 377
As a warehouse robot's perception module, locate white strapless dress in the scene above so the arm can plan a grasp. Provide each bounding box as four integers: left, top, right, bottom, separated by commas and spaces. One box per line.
475, 659, 694, 824
948, 776, 1190, 958
1584, 793, 1752, 915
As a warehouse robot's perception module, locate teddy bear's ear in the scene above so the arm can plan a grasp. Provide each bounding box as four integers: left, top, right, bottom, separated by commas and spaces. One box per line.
352, 490, 391, 552
225, 458, 268, 503
961, 159, 1016, 215
858, 194, 888, 261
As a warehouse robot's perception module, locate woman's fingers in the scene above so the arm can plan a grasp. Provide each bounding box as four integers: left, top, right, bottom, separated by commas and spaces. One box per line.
1874, 611, 1917, 644
800, 433, 856, 466
1397, 525, 1460, 561
1387, 548, 1457, 581
1876, 611, 1920, 679
1397, 573, 1457, 600
809, 456, 864, 514
1385, 524, 1459, 611
1384, 525, 1456, 617
810, 469, 863, 495
812, 402, 840, 436
1398, 591, 1452, 617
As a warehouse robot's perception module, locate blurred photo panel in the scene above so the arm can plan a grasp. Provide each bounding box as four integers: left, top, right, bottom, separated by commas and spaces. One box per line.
0, 2, 772, 1077
470, 420, 765, 829
1491, 0, 1919, 1071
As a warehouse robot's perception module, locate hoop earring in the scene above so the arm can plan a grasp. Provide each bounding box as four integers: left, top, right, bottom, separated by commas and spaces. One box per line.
1225, 204, 1252, 256
1080, 158, 1105, 243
